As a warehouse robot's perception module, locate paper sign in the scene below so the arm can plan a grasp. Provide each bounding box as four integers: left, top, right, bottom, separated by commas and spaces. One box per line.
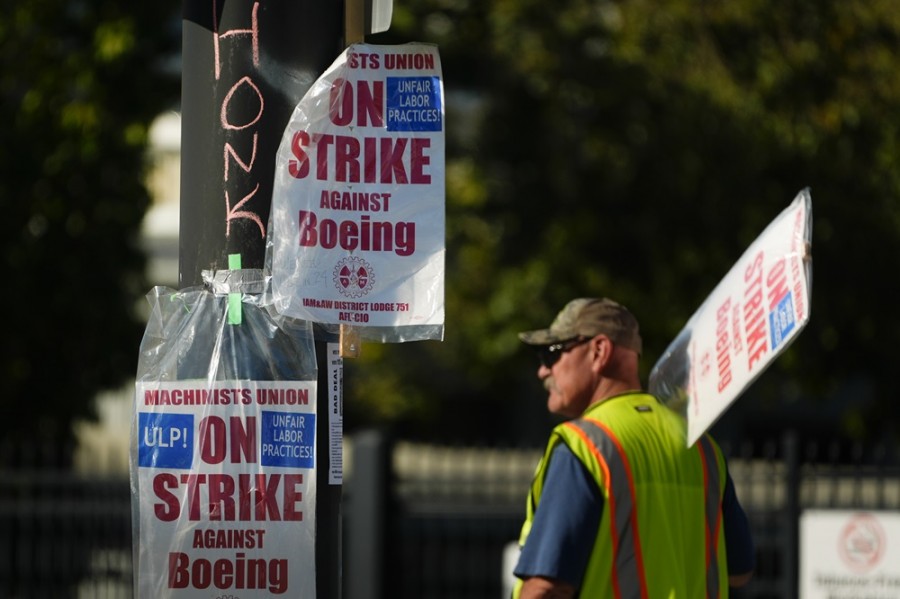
268, 43, 445, 338
800, 510, 900, 598
132, 380, 317, 598
327, 342, 343, 485
649, 189, 813, 445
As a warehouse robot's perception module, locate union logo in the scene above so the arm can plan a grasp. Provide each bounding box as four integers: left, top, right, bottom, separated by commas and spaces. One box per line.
334, 256, 375, 298
838, 513, 885, 573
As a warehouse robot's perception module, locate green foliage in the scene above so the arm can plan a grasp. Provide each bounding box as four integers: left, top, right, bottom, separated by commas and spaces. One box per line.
352, 0, 900, 443
0, 1, 179, 463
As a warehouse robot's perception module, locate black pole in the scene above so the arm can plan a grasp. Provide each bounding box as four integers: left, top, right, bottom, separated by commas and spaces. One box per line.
783, 429, 799, 599
180, 0, 343, 284
179, 2, 345, 597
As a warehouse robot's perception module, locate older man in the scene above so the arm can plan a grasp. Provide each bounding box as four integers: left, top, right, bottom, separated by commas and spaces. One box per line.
513, 298, 754, 599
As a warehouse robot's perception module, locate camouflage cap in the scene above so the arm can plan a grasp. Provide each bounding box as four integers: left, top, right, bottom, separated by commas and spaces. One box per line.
518, 297, 642, 354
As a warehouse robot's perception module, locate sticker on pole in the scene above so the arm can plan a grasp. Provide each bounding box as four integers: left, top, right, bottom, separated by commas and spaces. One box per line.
649, 189, 813, 446
267, 43, 445, 342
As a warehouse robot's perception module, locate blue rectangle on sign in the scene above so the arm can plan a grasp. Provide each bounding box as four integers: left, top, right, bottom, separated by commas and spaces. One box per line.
138, 412, 193, 469
260, 411, 316, 469
769, 292, 796, 350
386, 77, 442, 132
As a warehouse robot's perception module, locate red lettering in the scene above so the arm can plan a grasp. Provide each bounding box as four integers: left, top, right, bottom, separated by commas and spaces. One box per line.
743, 250, 768, 370
256, 474, 282, 520
744, 251, 764, 283
154, 473, 181, 522
169, 552, 190, 589
329, 79, 354, 126
348, 51, 380, 69
231, 416, 257, 463
746, 319, 768, 369
299, 210, 317, 246
198, 416, 258, 465
335, 136, 360, 182
289, 131, 310, 178
356, 80, 384, 126
297, 210, 416, 256
380, 137, 408, 184
200, 417, 227, 464
208, 474, 236, 520
153, 473, 307, 522
283, 474, 305, 521
286, 133, 432, 185
167, 552, 288, 593
410, 138, 431, 183
329, 79, 384, 127
716, 299, 732, 393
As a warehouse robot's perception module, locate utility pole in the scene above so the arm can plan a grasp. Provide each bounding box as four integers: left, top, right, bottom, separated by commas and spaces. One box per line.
179, 2, 345, 596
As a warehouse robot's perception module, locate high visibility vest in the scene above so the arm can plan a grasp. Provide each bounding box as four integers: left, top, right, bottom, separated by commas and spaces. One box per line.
514, 393, 728, 599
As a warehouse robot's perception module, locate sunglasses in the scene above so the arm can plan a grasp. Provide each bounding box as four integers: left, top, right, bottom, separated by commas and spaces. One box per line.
537, 337, 590, 368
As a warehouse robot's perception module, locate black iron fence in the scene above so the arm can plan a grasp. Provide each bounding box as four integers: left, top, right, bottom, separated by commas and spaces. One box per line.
1, 431, 898, 598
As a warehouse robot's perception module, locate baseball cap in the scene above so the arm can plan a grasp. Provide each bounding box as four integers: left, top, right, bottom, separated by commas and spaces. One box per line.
518, 298, 643, 354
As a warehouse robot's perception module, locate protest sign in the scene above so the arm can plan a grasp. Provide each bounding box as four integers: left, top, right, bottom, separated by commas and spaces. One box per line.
133, 380, 317, 598
649, 189, 813, 445
268, 43, 445, 342
131, 282, 321, 598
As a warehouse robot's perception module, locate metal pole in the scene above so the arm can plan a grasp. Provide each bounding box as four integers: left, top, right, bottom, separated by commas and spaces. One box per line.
180, 0, 343, 284
179, 2, 344, 597
345, 430, 390, 599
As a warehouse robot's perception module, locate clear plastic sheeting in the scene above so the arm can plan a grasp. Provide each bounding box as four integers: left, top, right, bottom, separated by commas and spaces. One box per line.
130, 271, 319, 598
135, 272, 316, 383
649, 188, 813, 446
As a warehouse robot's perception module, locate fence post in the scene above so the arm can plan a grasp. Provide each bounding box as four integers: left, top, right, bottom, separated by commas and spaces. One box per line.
346, 430, 391, 599
783, 429, 800, 599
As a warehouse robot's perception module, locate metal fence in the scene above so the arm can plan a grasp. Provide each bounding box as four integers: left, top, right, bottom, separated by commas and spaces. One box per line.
1, 431, 898, 598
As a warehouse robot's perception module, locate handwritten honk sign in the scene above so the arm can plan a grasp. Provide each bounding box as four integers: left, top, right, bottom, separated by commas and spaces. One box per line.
267, 43, 445, 340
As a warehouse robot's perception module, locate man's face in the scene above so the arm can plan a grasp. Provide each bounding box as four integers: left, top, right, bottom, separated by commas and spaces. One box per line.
538, 337, 596, 419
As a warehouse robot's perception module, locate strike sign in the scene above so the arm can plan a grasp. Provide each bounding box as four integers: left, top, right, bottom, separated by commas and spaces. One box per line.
132, 380, 317, 598
268, 43, 445, 340
650, 189, 813, 445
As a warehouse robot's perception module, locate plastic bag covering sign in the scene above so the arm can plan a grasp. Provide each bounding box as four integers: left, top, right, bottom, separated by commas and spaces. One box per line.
133, 380, 316, 598
269, 43, 445, 338
650, 189, 812, 446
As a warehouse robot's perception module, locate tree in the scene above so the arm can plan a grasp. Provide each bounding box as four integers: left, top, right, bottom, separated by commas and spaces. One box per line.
0, 1, 180, 465
346, 0, 900, 445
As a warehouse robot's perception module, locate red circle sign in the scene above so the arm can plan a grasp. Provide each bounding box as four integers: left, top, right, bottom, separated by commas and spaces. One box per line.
838, 513, 886, 573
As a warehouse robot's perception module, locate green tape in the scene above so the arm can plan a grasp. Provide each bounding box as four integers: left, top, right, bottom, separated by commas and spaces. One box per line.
228, 254, 242, 325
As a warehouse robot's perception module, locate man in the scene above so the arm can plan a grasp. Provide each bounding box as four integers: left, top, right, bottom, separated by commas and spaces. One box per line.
513, 298, 754, 598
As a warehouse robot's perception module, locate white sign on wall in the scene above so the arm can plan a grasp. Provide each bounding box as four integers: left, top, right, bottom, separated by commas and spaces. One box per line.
800, 510, 900, 599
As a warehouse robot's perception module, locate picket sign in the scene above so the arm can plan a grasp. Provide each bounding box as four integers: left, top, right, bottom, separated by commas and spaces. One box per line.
649, 189, 813, 446
267, 43, 445, 344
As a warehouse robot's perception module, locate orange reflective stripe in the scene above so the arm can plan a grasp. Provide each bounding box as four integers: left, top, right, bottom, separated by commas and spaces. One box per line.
696, 436, 722, 599
566, 418, 649, 599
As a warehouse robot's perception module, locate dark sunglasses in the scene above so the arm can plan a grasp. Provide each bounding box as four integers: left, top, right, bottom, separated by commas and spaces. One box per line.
537, 337, 590, 368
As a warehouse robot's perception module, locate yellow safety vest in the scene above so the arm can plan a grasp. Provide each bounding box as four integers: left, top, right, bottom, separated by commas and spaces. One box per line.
514, 393, 728, 599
